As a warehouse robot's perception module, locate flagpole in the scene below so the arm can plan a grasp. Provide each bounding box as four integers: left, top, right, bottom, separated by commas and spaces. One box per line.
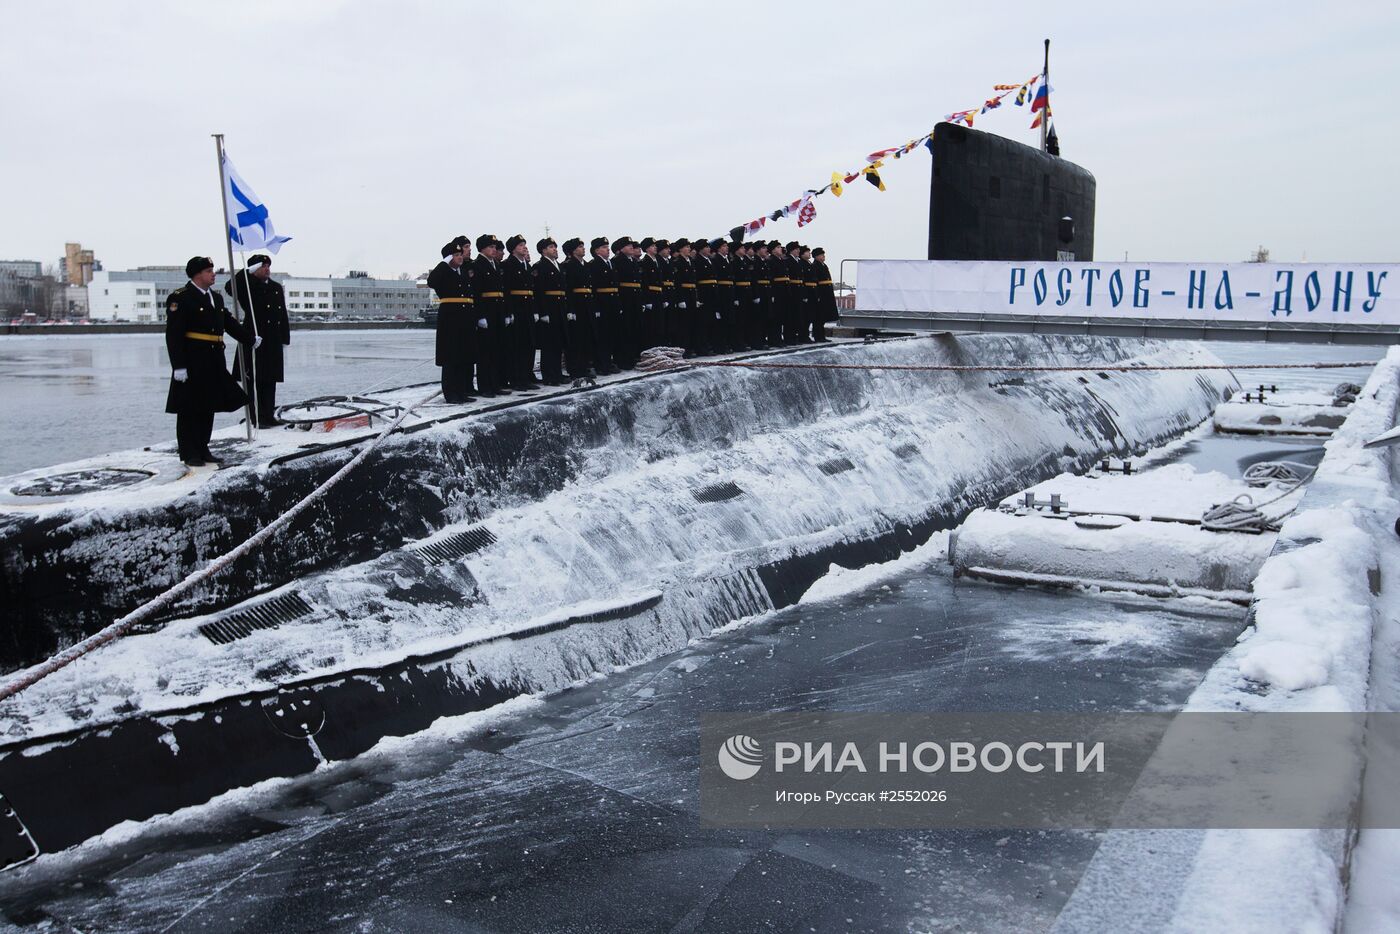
1040, 39, 1050, 153
213, 133, 256, 441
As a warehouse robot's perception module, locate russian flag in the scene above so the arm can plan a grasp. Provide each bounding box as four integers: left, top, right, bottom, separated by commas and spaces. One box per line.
1031, 82, 1049, 112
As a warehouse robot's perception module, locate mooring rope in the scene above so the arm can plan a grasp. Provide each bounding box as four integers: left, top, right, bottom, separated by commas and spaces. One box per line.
0, 387, 444, 703
686, 359, 1377, 374
1242, 460, 1313, 488
1201, 462, 1318, 533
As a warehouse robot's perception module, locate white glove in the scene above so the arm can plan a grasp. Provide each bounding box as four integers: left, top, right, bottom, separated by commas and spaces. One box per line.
733, 301, 740, 307
477, 318, 488, 328
540, 313, 550, 323
642, 304, 652, 312
677, 302, 687, 310
566, 312, 577, 321
505, 315, 514, 326
715, 311, 722, 320
533, 313, 540, 323
253, 336, 263, 349
595, 311, 603, 318
753, 298, 761, 304
172, 368, 188, 382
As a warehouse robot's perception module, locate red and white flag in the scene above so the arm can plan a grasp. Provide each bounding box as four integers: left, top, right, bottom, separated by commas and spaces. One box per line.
743, 217, 767, 238
796, 193, 817, 228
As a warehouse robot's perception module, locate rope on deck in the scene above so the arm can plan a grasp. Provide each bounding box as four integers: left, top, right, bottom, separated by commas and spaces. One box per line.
685, 359, 1377, 374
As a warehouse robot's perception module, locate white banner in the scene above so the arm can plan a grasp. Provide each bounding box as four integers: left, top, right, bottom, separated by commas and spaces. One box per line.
858, 260, 1400, 327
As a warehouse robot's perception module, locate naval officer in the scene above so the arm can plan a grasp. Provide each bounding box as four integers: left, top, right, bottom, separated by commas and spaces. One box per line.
165, 256, 258, 467
224, 253, 291, 427
426, 238, 477, 402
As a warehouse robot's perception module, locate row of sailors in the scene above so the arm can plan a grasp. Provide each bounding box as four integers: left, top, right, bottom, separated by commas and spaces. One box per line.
427, 233, 840, 402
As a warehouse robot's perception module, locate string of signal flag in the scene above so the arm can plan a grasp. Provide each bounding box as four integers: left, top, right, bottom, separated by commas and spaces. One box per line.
727, 70, 1051, 241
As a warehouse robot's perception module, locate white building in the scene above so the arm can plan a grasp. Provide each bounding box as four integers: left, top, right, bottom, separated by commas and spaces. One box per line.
87, 268, 430, 323
87, 267, 186, 322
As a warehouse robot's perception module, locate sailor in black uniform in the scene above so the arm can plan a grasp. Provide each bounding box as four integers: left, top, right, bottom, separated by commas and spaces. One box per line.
503, 234, 540, 389
587, 236, 620, 374
637, 237, 665, 352
692, 238, 717, 355
224, 253, 290, 427
655, 239, 675, 347
711, 240, 736, 352
472, 234, 506, 396
731, 241, 759, 350
811, 247, 838, 342
613, 236, 642, 369
752, 240, 773, 349
767, 241, 789, 344
426, 238, 477, 402
670, 238, 696, 352
531, 237, 568, 385
784, 241, 808, 343
561, 237, 598, 378
165, 256, 256, 467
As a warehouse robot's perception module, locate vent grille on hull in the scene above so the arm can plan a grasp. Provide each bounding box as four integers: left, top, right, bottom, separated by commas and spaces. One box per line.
412, 525, 498, 563
692, 481, 745, 503
818, 457, 855, 476
198, 592, 314, 645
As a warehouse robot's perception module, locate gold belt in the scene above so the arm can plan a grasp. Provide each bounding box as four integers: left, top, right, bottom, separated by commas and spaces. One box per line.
773, 277, 790, 284
478, 291, 504, 298
735, 281, 752, 286
620, 282, 642, 288
594, 287, 619, 293
646, 285, 663, 292
508, 290, 534, 296
439, 297, 474, 304
663, 280, 675, 287
805, 282, 820, 287
817, 280, 833, 285
681, 283, 697, 289
718, 280, 734, 286
757, 280, 771, 285
571, 287, 593, 294
184, 331, 223, 343
698, 279, 717, 285
543, 290, 566, 296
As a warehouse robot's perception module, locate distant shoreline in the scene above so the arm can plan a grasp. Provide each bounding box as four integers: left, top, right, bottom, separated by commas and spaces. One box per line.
1, 320, 431, 336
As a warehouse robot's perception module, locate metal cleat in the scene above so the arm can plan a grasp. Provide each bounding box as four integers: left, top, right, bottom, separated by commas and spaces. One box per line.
1022, 492, 1068, 514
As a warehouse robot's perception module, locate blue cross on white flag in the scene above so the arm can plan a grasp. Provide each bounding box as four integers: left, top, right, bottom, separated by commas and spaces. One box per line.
223, 152, 292, 254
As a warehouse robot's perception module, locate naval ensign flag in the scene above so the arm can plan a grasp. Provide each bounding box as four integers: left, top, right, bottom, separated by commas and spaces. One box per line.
222, 153, 292, 254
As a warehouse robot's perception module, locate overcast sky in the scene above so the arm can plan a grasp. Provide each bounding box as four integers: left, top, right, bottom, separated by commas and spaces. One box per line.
4, 1, 1397, 281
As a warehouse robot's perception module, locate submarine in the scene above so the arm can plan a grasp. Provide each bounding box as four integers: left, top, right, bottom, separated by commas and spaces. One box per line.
0, 125, 1241, 865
